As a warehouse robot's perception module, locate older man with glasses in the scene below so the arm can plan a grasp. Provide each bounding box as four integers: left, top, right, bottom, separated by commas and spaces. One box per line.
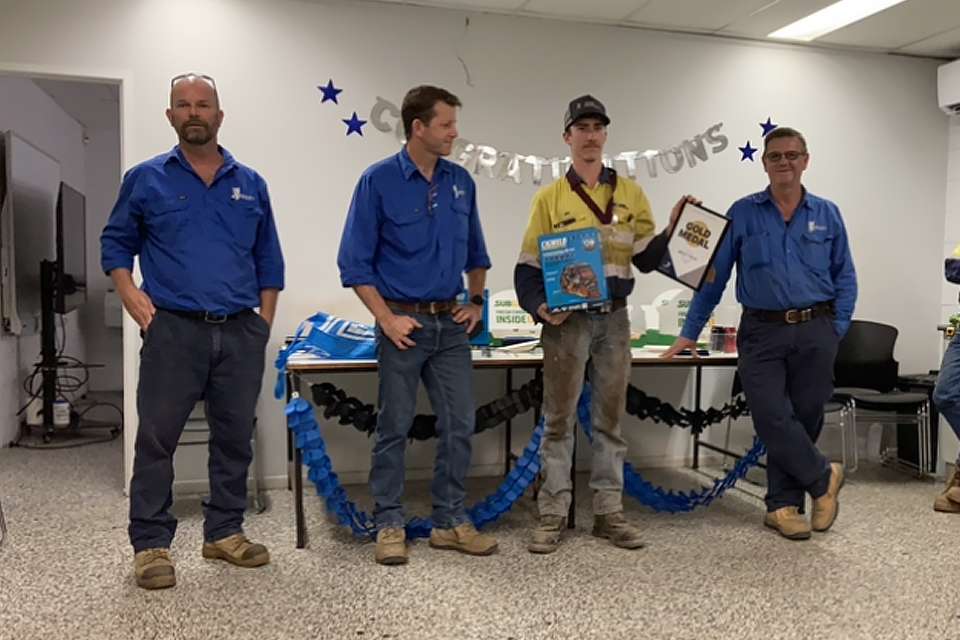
101, 73, 284, 588
663, 126, 858, 540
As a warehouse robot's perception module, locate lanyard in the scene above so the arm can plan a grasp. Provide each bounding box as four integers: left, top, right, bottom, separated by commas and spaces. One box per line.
566, 167, 617, 225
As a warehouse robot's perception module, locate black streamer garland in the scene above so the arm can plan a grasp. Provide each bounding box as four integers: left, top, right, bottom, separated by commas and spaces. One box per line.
308, 378, 749, 438
624, 386, 750, 435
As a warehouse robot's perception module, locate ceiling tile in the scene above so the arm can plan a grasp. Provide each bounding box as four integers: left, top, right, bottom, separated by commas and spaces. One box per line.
818, 0, 960, 49
896, 25, 960, 58
716, 0, 837, 38
624, 0, 776, 32
522, 0, 649, 21
360, 0, 528, 8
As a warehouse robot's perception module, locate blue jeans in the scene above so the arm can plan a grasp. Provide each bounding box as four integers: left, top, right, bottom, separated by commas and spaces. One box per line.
737, 312, 835, 512
934, 333, 960, 465
129, 309, 268, 552
370, 312, 474, 530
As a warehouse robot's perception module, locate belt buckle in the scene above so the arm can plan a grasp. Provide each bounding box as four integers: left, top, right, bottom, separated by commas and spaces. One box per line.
428, 302, 439, 315
204, 311, 227, 324
784, 309, 799, 324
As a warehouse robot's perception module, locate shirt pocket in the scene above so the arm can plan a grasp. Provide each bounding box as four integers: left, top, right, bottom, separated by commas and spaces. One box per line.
799, 232, 832, 272
452, 199, 470, 240
382, 203, 430, 254
741, 233, 771, 270
144, 196, 189, 243
218, 201, 263, 250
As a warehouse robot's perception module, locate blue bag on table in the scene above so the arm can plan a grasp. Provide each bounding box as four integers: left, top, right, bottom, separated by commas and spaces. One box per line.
274, 311, 377, 398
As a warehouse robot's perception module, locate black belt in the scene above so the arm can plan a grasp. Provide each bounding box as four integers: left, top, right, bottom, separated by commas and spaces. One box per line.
583, 298, 627, 314
745, 301, 834, 325
385, 299, 457, 315
161, 308, 252, 324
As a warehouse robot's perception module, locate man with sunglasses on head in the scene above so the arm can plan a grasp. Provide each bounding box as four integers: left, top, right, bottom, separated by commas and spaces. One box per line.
514, 95, 692, 554
337, 85, 496, 565
663, 127, 857, 540
101, 73, 284, 589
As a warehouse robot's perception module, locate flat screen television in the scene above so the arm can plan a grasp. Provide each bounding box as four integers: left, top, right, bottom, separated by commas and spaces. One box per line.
55, 181, 86, 314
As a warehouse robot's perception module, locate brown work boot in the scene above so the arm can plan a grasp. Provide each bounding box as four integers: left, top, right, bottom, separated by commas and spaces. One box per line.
429, 522, 498, 556
592, 511, 645, 549
812, 463, 845, 532
134, 548, 176, 590
374, 527, 408, 565
764, 507, 812, 540
527, 514, 566, 554
934, 466, 960, 513
201, 533, 270, 567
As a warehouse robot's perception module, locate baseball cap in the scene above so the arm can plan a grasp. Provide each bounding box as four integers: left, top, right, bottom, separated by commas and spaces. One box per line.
563, 95, 610, 131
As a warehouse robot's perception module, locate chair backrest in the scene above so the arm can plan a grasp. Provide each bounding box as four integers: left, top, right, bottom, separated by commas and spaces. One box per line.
834, 320, 900, 392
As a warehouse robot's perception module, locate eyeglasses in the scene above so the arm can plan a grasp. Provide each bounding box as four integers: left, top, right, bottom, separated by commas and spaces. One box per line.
170, 73, 217, 90
763, 151, 807, 163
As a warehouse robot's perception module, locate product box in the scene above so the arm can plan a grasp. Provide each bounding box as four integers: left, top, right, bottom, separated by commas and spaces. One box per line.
539, 228, 609, 312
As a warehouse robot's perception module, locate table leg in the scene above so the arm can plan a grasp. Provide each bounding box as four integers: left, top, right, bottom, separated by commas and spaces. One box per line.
504, 368, 513, 477
291, 373, 307, 549
692, 365, 703, 470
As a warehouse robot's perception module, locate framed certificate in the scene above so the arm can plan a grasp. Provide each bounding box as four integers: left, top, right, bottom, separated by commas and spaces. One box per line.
657, 202, 730, 291
539, 228, 610, 312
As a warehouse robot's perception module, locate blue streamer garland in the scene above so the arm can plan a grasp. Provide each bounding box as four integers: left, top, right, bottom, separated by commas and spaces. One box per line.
286, 394, 543, 539
285, 383, 765, 540
575, 384, 765, 513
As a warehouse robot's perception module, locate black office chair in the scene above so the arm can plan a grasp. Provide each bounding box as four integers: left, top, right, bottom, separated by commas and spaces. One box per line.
832, 320, 932, 477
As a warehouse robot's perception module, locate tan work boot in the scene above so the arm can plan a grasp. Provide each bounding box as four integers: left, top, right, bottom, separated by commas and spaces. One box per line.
934, 466, 960, 513
592, 511, 645, 549
764, 507, 812, 540
527, 514, 566, 554
429, 522, 498, 556
374, 527, 408, 565
812, 463, 845, 532
134, 548, 176, 590
201, 533, 270, 568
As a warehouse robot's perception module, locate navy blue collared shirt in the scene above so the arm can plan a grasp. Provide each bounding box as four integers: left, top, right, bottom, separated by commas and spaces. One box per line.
100, 146, 285, 315
682, 187, 857, 340
337, 147, 491, 301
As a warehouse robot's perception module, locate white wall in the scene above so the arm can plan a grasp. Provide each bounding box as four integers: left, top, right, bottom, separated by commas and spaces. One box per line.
0, 0, 950, 487
0, 75, 87, 446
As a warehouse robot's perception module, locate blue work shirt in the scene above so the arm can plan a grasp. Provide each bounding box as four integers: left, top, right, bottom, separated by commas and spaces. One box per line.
681, 187, 857, 340
100, 146, 285, 315
337, 147, 491, 301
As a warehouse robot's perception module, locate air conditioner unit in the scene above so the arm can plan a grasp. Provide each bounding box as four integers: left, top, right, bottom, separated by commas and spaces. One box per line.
938, 59, 960, 115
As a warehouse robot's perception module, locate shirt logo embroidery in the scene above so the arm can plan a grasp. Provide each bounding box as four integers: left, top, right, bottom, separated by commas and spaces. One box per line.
452, 184, 465, 200
808, 220, 827, 233
231, 187, 256, 202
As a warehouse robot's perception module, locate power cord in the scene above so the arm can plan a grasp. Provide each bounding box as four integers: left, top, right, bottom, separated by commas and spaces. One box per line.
14, 316, 122, 449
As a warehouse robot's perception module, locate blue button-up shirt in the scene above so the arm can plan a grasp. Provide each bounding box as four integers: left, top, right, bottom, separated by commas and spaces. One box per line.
100, 146, 285, 315
337, 147, 491, 301
681, 188, 857, 340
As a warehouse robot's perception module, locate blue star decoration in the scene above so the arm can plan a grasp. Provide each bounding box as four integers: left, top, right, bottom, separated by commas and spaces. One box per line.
342, 112, 367, 136
318, 79, 342, 104
760, 117, 778, 136
739, 141, 757, 161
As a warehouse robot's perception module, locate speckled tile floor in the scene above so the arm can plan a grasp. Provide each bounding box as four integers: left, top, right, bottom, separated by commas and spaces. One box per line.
1, 439, 958, 640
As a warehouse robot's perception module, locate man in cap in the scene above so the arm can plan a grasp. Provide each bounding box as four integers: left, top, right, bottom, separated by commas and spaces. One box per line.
514, 94, 692, 554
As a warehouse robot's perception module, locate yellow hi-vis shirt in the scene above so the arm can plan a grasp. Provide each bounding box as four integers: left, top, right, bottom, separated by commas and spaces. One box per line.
516, 171, 656, 299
